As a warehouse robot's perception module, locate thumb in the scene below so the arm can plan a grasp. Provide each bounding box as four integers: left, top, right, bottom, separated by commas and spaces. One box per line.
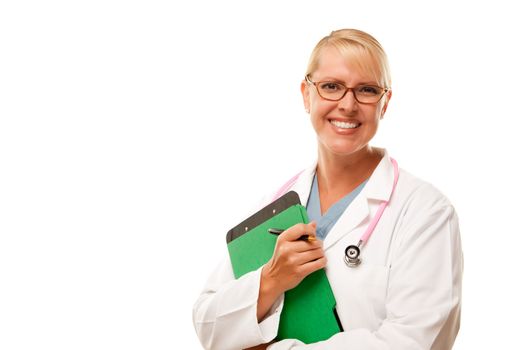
279, 222, 313, 241
308, 221, 317, 239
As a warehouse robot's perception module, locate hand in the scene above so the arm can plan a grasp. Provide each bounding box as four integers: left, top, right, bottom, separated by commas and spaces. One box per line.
257, 222, 326, 321
264, 221, 326, 294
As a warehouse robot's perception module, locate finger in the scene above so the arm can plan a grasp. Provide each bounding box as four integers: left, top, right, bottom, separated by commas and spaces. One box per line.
298, 256, 327, 276
287, 238, 323, 253
279, 223, 314, 242
279, 222, 317, 242
293, 247, 325, 266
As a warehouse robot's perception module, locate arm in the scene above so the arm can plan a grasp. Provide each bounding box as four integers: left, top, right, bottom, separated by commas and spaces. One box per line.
193, 222, 326, 350
268, 189, 463, 349
192, 257, 282, 350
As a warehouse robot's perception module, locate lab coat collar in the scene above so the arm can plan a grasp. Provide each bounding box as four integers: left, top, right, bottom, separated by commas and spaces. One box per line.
290, 161, 316, 208
362, 150, 395, 202
289, 150, 397, 250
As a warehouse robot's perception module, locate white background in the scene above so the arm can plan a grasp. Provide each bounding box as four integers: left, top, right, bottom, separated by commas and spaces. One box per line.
1, 0, 524, 348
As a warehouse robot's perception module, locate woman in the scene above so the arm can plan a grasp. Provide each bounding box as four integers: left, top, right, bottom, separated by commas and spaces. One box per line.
193, 29, 462, 349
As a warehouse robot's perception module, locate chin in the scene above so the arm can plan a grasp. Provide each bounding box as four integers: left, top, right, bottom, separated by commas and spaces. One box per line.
323, 142, 367, 157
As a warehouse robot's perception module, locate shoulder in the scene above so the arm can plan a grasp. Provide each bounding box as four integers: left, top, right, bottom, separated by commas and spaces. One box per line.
396, 167, 455, 212
259, 162, 316, 208
392, 167, 460, 240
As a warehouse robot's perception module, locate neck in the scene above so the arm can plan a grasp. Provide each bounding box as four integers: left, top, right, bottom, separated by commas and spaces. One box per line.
316, 146, 383, 194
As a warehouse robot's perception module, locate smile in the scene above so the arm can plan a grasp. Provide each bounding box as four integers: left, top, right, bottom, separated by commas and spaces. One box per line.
329, 120, 361, 129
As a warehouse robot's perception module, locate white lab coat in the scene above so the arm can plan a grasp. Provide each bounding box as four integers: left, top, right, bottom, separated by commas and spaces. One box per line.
193, 152, 463, 350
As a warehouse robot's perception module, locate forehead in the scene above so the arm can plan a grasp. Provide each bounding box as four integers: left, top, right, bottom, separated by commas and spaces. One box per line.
314, 46, 380, 83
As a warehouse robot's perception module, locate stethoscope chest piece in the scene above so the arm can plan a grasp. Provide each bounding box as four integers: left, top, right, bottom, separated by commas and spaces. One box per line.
344, 244, 362, 268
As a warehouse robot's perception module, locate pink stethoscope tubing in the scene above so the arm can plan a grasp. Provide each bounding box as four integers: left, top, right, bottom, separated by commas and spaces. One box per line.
344, 158, 399, 267
360, 158, 399, 245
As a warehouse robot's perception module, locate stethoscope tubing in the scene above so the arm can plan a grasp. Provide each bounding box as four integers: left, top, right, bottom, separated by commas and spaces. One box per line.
359, 158, 399, 245
344, 158, 399, 267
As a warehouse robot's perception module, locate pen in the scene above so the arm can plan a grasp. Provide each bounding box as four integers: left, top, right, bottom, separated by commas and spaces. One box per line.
267, 228, 316, 242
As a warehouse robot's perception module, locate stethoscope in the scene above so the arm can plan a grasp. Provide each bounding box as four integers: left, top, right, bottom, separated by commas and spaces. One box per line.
344, 158, 399, 268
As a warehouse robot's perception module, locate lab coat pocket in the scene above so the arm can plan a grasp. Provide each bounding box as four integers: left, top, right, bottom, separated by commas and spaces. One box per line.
331, 264, 390, 330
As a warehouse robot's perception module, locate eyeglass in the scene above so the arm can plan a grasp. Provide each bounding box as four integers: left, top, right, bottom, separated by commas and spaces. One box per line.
305, 75, 389, 104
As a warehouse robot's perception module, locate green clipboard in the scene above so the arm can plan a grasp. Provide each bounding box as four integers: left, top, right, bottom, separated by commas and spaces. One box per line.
226, 191, 343, 344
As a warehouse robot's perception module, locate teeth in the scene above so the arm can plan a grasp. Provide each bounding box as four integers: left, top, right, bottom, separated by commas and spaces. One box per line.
330, 120, 360, 129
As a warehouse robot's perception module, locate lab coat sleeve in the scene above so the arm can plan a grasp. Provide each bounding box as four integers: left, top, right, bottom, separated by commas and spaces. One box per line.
268, 185, 463, 350
193, 256, 284, 350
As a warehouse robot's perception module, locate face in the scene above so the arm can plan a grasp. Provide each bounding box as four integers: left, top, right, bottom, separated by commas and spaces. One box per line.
301, 46, 391, 159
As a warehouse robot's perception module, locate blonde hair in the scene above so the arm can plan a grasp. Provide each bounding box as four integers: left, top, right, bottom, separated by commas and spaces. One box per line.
305, 29, 391, 89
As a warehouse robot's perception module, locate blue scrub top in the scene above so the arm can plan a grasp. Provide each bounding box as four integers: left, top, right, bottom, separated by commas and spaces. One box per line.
306, 173, 368, 240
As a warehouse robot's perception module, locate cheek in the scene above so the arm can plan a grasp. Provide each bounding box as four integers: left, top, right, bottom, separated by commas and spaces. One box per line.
311, 99, 333, 117
309, 112, 320, 131
309, 102, 331, 129
377, 99, 389, 118
368, 104, 383, 121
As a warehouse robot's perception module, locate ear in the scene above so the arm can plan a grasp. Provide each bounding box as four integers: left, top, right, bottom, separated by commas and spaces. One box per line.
301, 80, 310, 113
380, 90, 392, 119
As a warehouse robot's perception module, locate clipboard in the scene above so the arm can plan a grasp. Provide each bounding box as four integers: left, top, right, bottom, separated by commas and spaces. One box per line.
226, 191, 343, 344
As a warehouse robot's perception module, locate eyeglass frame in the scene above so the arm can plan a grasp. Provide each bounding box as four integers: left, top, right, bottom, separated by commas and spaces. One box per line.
305, 75, 390, 104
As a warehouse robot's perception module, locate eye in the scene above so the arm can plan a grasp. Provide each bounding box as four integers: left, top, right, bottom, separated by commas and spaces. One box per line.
319, 82, 344, 93
356, 85, 382, 96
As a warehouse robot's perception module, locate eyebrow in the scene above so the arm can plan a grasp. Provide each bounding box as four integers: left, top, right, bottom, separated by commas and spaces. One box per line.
315, 76, 379, 86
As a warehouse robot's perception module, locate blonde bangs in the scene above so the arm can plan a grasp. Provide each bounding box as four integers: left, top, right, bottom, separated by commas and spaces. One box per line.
305, 29, 391, 89
336, 41, 384, 87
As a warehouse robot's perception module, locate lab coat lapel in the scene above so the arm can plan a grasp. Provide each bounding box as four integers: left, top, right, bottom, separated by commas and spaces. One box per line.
322, 154, 396, 251
288, 163, 316, 207
322, 195, 370, 250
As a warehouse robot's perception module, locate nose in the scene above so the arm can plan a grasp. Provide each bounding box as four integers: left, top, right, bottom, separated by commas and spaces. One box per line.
338, 89, 358, 112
